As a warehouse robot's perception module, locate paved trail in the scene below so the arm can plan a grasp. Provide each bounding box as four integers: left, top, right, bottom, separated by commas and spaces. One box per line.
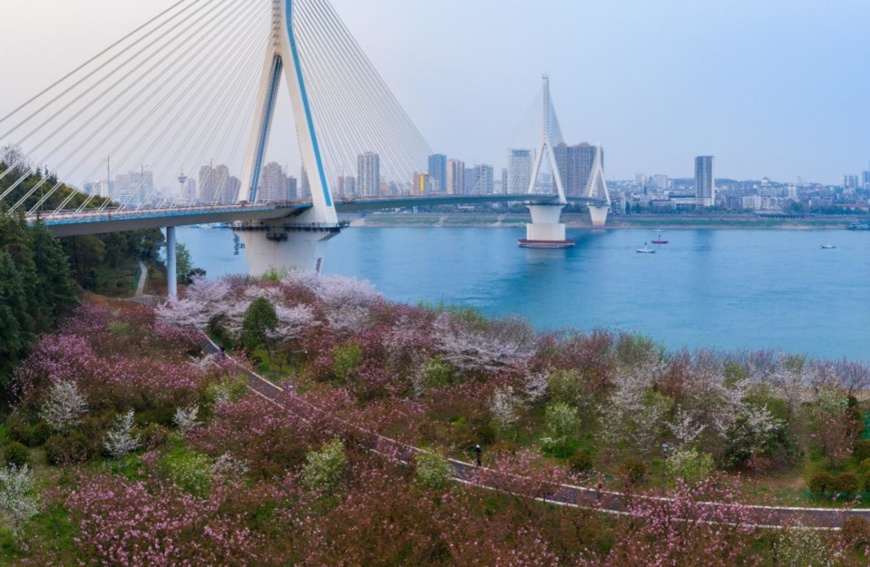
200, 336, 870, 530
135, 261, 147, 296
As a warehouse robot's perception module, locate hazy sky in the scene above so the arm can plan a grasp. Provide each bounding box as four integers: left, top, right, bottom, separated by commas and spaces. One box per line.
3, 0, 870, 183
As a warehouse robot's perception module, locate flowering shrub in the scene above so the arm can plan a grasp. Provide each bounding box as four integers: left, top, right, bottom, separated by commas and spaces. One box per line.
302, 439, 347, 491
39, 380, 87, 433
414, 450, 453, 490
173, 404, 200, 435
65, 475, 266, 566
0, 465, 39, 537
665, 448, 715, 485
103, 410, 140, 459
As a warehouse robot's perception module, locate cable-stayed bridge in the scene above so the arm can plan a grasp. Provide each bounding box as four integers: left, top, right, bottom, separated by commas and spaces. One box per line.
0, 0, 609, 291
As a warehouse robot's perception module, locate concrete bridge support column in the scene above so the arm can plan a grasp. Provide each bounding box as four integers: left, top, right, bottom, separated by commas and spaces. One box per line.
234, 218, 341, 277
519, 204, 575, 248
588, 205, 609, 227
166, 226, 177, 298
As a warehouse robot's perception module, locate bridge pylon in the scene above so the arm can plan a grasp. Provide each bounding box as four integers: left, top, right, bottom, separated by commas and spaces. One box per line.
586, 145, 611, 227
235, 0, 340, 275
520, 75, 574, 249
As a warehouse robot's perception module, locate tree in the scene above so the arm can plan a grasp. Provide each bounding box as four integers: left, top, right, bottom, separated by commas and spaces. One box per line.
39, 380, 88, 433
104, 410, 140, 459
28, 223, 78, 329
173, 404, 200, 435
0, 252, 28, 384
0, 465, 39, 537
415, 451, 453, 490
490, 386, 522, 433
175, 243, 196, 284
302, 439, 347, 491
240, 297, 278, 354
62, 235, 105, 290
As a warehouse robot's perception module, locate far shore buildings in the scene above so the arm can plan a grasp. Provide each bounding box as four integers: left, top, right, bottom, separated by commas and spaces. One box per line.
258, 162, 297, 202
198, 164, 240, 204
427, 154, 447, 194
446, 159, 464, 195
357, 152, 380, 197
695, 155, 715, 207
508, 149, 534, 193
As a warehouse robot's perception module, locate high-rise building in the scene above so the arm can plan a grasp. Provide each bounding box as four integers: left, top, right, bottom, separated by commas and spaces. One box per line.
500, 168, 508, 195
115, 168, 153, 206
446, 159, 464, 195
259, 162, 291, 202
473, 164, 494, 194
508, 149, 534, 193
844, 174, 859, 189
412, 172, 430, 194
862, 170, 870, 189
553, 142, 598, 196
335, 175, 355, 197
225, 175, 241, 203
464, 167, 476, 194
287, 176, 298, 199
199, 164, 231, 203
357, 151, 380, 196
183, 178, 197, 202
695, 156, 715, 207
427, 154, 447, 194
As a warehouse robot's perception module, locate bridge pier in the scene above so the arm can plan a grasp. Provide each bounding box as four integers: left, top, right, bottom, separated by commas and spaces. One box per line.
166, 226, 177, 298
233, 217, 343, 276
519, 204, 575, 248
588, 205, 609, 227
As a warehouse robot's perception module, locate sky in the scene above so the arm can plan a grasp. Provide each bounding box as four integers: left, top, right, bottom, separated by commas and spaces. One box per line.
2, 0, 870, 184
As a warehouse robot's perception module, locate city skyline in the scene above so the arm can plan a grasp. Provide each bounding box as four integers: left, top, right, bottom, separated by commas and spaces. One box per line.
2, 0, 870, 185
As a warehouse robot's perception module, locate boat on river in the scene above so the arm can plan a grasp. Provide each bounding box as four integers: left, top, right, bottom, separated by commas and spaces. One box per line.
651, 230, 668, 244
636, 243, 656, 254
821, 243, 836, 249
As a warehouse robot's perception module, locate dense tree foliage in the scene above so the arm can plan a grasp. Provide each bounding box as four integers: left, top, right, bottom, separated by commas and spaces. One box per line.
0, 145, 110, 213
0, 214, 78, 391
4, 289, 870, 564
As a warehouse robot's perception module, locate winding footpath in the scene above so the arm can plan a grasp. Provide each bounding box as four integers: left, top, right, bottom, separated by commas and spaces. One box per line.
200, 336, 870, 530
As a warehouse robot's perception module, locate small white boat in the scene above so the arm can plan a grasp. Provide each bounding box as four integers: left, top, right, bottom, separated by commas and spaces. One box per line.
821, 243, 836, 249
636, 243, 656, 254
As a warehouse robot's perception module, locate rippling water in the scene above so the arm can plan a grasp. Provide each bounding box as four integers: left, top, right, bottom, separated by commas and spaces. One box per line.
177, 226, 870, 361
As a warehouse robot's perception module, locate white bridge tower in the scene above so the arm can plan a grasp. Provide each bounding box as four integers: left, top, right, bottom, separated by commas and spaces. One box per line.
234, 0, 341, 275
520, 75, 574, 248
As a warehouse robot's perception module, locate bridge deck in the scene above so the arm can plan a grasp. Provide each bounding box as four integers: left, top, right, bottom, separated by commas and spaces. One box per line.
28, 194, 605, 237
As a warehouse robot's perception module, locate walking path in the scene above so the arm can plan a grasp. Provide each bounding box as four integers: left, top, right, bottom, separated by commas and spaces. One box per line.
135, 261, 147, 296
200, 335, 870, 530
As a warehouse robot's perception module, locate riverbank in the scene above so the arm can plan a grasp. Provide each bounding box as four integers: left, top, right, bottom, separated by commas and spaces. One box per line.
343, 212, 867, 230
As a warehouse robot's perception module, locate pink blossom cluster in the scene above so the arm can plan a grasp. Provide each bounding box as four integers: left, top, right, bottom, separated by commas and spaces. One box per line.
65, 475, 265, 566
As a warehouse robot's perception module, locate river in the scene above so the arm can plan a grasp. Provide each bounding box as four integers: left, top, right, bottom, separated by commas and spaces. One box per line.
176, 226, 870, 362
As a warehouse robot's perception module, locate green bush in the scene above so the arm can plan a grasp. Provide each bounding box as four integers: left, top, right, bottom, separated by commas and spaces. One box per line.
302, 439, 347, 491
832, 472, 859, 496
665, 448, 715, 485
853, 440, 870, 462
859, 458, 870, 479
45, 431, 100, 465
420, 357, 454, 389
569, 451, 593, 475
474, 421, 497, 446
415, 451, 453, 490
331, 343, 362, 383
139, 423, 169, 450
3, 442, 30, 468
161, 449, 213, 497
7, 416, 51, 448
620, 458, 646, 486
808, 471, 835, 495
